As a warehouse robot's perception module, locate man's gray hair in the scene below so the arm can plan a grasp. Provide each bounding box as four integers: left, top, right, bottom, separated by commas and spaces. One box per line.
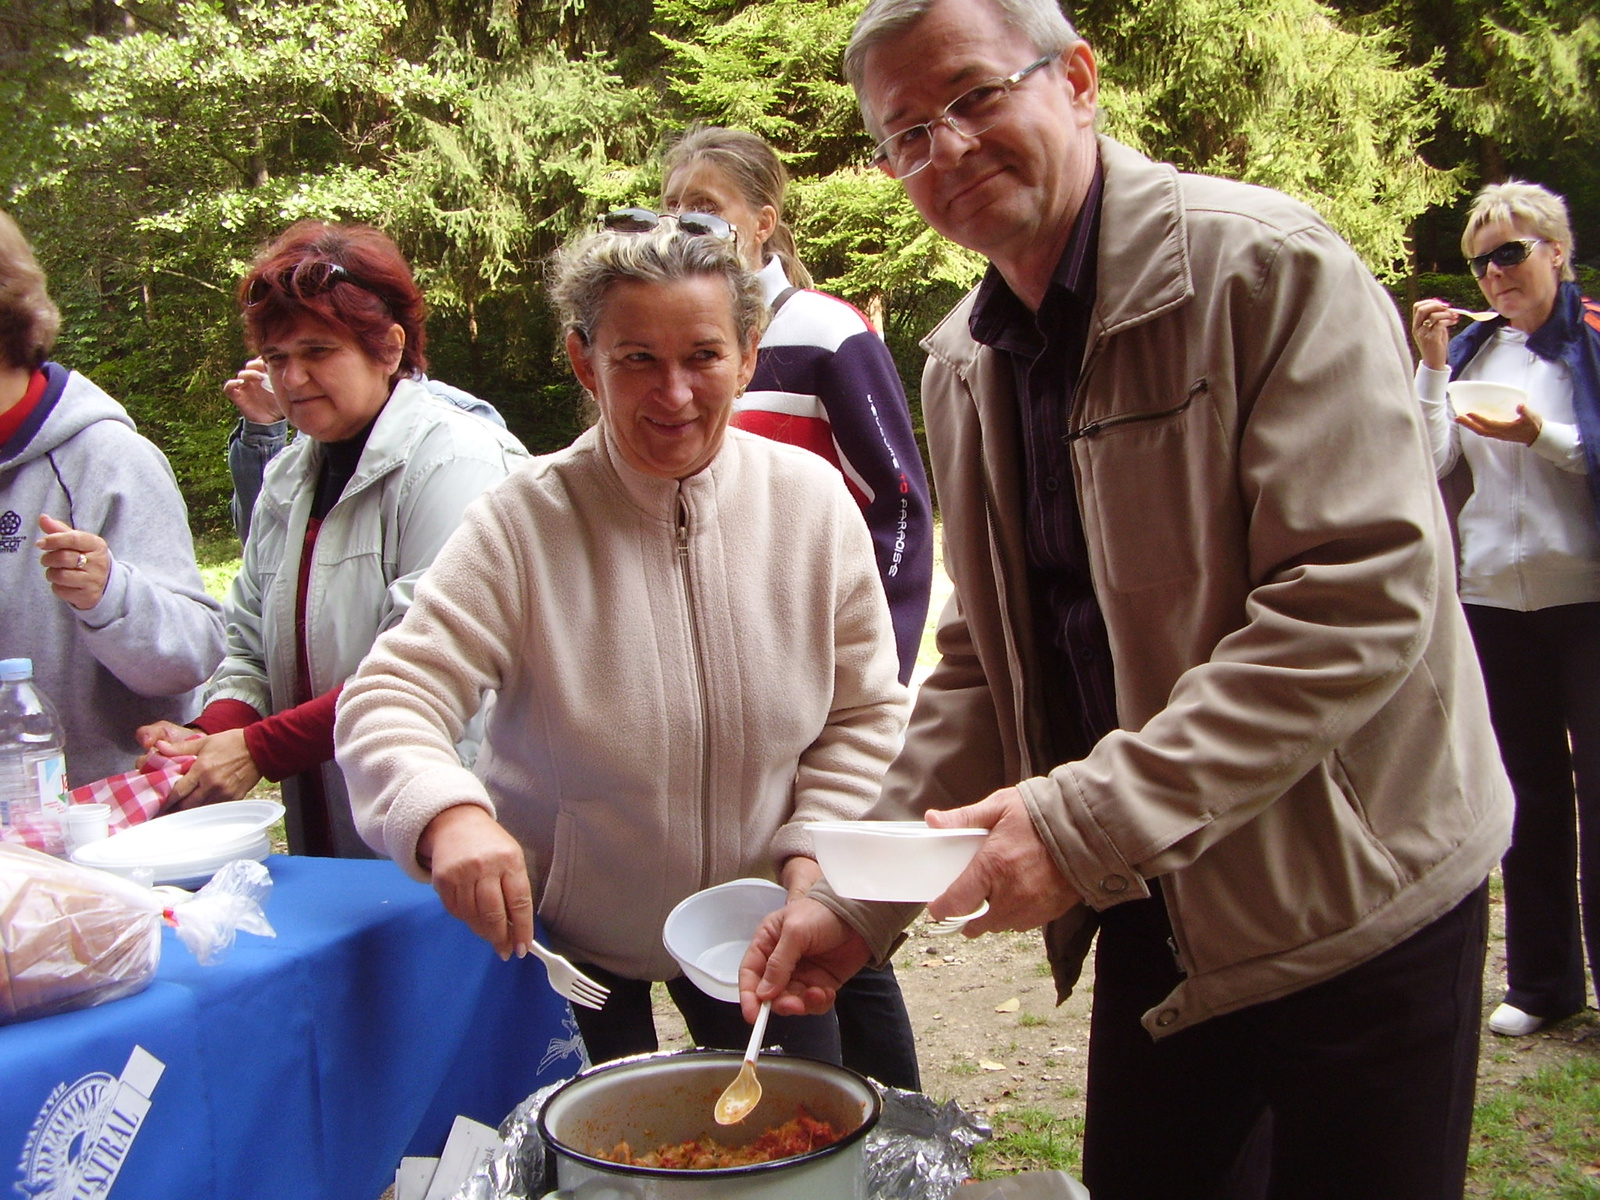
844, 0, 1079, 136
549, 224, 768, 351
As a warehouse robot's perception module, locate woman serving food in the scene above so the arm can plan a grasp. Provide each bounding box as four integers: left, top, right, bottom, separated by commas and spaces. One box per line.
336, 220, 908, 1064
661, 124, 931, 1090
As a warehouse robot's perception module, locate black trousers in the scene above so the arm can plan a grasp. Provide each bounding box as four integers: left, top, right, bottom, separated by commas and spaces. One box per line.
1466, 601, 1600, 1019
569, 960, 841, 1067
1081, 883, 1488, 1200
835, 962, 922, 1091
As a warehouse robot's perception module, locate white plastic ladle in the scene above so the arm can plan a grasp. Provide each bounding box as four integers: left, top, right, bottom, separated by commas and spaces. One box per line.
713, 999, 771, 1125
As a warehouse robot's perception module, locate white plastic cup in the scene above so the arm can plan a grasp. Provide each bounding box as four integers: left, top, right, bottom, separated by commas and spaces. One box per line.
61, 802, 111, 854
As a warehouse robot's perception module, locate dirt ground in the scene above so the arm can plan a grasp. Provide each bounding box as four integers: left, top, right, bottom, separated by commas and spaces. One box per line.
649, 882, 1600, 1147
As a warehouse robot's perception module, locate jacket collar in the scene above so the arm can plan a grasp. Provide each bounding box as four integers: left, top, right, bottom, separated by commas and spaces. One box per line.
756, 255, 792, 307
1091, 136, 1193, 340
339, 378, 443, 498
592, 417, 738, 518
259, 377, 444, 511
923, 135, 1193, 376
1449, 279, 1585, 376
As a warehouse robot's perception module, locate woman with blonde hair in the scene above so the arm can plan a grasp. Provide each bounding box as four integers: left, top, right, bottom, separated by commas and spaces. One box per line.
662, 126, 933, 684
1412, 180, 1600, 1036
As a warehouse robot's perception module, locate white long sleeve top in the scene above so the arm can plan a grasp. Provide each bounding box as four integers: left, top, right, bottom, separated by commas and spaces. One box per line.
1417, 326, 1600, 610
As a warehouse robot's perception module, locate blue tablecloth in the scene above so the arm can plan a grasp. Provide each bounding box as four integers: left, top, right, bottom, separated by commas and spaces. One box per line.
1, 855, 585, 1200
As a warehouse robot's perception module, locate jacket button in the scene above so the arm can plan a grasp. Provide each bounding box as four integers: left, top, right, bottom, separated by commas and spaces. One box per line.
1156, 1008, 1179, 1027
1101, 874, 1128, 893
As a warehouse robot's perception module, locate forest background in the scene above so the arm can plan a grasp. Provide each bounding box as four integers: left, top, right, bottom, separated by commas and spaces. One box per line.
4, 0, 1599, 530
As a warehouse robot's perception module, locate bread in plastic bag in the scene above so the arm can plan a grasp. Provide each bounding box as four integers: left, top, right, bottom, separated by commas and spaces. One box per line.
0, 845, 276, 1024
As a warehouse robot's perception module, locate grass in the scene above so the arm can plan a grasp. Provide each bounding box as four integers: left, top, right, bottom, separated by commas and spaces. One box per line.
973, 1107, 1084, 1179
193, 528, 243, 601
1468, 1058, 1600, 1198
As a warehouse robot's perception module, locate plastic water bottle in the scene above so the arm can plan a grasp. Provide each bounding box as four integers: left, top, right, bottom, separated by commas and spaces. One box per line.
0, 658, 68, 835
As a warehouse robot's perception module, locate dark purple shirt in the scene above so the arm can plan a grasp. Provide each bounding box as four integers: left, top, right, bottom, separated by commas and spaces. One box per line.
967, 164, 1117, 760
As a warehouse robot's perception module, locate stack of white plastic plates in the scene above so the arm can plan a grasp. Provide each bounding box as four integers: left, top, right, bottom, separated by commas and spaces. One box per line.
70, 799, 284, 888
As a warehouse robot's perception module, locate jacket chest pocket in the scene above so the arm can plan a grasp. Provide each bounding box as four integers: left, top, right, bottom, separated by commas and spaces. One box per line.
1075, 379, 1231, 594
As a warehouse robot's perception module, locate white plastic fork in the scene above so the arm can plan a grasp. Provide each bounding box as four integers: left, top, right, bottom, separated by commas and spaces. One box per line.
925, 899, 990, 936
526, 939, 610, 1010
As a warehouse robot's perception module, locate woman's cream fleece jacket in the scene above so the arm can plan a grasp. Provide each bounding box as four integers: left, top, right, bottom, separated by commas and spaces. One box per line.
336, 423, 908, 979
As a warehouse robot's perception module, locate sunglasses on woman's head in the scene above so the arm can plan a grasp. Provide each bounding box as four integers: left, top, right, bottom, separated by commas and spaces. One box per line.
245, 260, 381, 307
599, 208, 737, 244
1468, 237, 1544, 279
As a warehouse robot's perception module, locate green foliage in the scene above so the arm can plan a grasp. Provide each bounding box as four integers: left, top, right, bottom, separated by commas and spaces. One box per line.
8, 0, 444, 520
1462, 2, 1600, 150
8, 0, 1600, 529
656, 0, 864, 171
1082, 0, 1462, 281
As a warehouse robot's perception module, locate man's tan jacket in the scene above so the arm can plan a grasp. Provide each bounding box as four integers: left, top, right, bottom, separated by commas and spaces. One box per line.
836, 136, 1512, 1038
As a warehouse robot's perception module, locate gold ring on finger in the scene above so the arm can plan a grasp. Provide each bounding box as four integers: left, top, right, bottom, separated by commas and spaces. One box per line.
76, 552, 88, 570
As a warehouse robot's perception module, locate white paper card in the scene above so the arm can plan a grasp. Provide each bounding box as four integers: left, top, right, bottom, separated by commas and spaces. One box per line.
395, 1156, 438, 1200
422, 1116, 502, 1200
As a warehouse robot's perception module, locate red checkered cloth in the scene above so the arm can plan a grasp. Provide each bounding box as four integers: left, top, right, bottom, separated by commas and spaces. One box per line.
0, 752, 196, 854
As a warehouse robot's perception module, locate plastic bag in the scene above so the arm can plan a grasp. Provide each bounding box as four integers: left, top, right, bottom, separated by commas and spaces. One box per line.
0, 845, 276, 1023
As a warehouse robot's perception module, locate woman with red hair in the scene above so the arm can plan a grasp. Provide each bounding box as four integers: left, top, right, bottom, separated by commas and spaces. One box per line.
138, 221, 526, 856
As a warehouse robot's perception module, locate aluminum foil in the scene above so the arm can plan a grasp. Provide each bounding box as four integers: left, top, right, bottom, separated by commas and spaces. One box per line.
865, 1086, 992, 1199
448, 1083, 560, 1200
447, 1081, 991, 1200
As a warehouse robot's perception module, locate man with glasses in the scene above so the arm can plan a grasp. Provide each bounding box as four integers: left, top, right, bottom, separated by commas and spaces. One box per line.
740, 0, 1512, 1195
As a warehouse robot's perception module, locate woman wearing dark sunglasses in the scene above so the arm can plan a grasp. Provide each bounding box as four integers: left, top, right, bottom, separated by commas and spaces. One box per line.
136, 221, 527, 856
1411, 180, 1600, 1038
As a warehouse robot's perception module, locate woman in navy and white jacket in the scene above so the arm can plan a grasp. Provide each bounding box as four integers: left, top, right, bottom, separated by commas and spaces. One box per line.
662, 126, 933, 1090
1412, 179, 1600, 1039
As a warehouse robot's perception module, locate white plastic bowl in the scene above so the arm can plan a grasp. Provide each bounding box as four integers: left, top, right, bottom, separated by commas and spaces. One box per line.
70, 799, 282, 888
807, 820, 988, 902
662, 878, 787, 1003
1447, 380, 1529, 421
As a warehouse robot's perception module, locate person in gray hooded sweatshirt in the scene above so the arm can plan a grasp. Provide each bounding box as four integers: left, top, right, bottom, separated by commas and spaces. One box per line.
0, 209, 224, 787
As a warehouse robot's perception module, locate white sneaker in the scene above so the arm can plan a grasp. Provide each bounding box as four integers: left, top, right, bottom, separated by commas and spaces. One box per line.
1488, 1002, 1545, 1037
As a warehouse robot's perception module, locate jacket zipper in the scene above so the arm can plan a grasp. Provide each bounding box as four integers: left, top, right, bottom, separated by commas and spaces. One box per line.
1065, 377, 1208, 443
677, 496, 716, 892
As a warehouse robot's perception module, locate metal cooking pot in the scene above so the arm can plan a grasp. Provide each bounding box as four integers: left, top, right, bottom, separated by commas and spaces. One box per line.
538, 1050, 881, 1199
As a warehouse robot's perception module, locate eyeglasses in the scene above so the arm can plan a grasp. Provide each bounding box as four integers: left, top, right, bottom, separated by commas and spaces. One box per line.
599, 208, 737, 244
244, 260, 381, 308
871, 53, 1060, 180
1468, 237, 1545, 279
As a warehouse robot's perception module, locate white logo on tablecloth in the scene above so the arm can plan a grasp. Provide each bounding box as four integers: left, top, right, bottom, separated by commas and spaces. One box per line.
15, 1046, 164, 1199
539, 1012, 589, 1075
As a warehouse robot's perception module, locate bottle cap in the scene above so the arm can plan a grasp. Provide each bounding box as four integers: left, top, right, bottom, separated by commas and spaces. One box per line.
0, 658, 34, 681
